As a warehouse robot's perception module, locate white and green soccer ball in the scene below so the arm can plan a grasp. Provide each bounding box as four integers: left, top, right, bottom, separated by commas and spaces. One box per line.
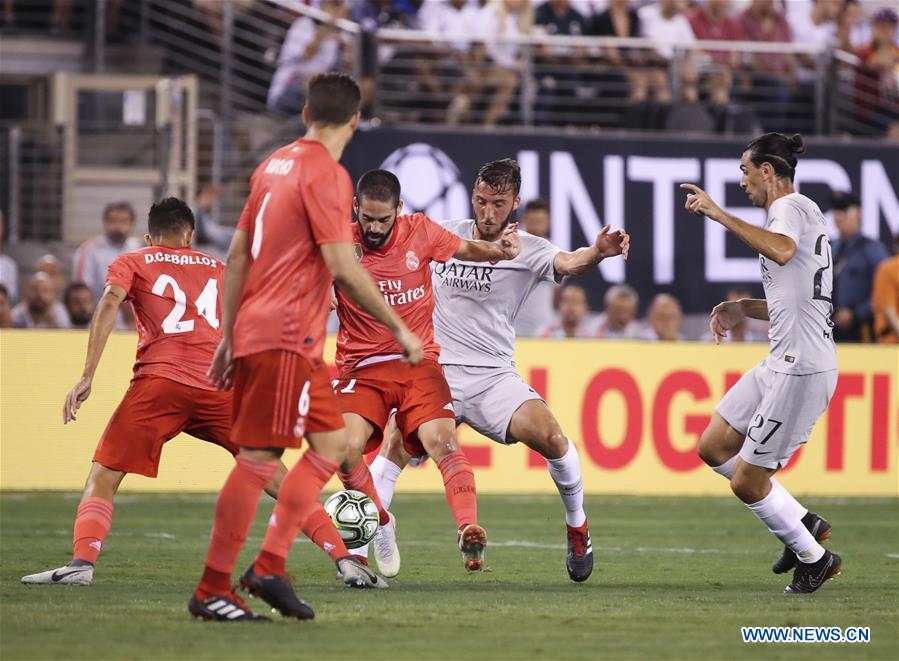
323, 489, 380, 550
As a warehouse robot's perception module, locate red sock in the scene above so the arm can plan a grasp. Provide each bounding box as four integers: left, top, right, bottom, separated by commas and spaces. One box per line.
437, 451, 477, 531
302, 508, 351, 562
72, 496, 114, 564
196, 455, 278, 599
258, 450, 350, 572
339, 461, 389, 526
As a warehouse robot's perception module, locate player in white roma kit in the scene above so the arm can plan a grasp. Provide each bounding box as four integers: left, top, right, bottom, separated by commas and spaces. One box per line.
682, 133, 841, 594
366, 159, 629, 582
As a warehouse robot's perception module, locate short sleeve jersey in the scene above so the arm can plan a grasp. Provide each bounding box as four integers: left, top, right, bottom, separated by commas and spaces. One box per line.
105, 245, 225, 390
762, 193, 838, 374
232, 139, 353, 365
433, 219, 562, 367
335, 213, 461, 372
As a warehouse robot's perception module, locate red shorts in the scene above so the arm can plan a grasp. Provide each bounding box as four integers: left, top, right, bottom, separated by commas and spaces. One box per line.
231, 350, 344, 449
93, 376, 237, 478
333, 359, 455, 456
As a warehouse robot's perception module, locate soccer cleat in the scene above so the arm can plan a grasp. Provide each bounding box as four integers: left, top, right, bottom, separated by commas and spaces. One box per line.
372, 512, 401, 578
459, 523, 487, 572
21, 563, 94, 586
336, 555, 389, 589
772, 512, 832, 574
784, 550, 841, 594
566, 523, 594, 583
239, 563, 315, 620
188, 592, 271, 622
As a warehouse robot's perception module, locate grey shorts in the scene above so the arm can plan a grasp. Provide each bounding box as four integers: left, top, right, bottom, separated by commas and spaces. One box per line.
717, 361, 838, 470
442, 364, 544, 445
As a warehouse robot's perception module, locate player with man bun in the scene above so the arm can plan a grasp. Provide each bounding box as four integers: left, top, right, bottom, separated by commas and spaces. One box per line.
682, 132, 841, 594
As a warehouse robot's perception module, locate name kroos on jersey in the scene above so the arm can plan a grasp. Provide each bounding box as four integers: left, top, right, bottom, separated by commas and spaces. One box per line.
144, 253, 219, 267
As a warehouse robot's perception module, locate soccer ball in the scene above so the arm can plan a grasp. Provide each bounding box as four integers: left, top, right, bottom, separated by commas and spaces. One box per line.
380, 143, 470, 220
323, 489, 380, 549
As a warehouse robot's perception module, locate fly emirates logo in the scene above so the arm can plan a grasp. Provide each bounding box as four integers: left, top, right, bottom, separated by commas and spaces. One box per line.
379, 279, 426, 307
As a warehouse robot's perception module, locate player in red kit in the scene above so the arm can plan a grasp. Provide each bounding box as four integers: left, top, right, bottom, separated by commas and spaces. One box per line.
190, 74, 423, 622
331, 170, 521, 575
21, 198, 283, 591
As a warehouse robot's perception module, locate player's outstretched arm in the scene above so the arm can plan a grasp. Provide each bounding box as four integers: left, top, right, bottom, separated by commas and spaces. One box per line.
554, 225, 630, 276
322, 242, 424, 366
208, 229, 251, 390
456, 223, 522, 262
680, 184, 796, 266
63, 284, 126, 423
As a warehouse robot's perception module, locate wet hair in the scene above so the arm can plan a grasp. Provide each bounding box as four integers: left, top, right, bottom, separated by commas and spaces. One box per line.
147, 197, 195, 237
356, 169, 401, 207
475, 158, 521, 196
306, 72, 361, 126
522, 197, 549, 215
744, 132, 806, 181
103, 201, 136, 223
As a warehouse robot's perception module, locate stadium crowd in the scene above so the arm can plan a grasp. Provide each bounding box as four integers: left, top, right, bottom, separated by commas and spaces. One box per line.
3, 190, 897, 344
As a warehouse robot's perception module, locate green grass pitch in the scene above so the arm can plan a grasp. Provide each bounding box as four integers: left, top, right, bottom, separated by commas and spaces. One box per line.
1, 492, 896, 660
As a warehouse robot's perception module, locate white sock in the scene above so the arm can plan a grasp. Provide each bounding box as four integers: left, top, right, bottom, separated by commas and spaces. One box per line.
712, 457, 809, 521
368, 455, 402, 511
545, 438, 587, 528
745, 485, 824, 563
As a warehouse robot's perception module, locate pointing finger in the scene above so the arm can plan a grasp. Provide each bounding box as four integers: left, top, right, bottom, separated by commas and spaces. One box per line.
680, 183, 701, 193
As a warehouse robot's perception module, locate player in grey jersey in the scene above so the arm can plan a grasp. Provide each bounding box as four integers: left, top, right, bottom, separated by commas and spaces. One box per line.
364, 159, 629, 583
681, 133, 841, 595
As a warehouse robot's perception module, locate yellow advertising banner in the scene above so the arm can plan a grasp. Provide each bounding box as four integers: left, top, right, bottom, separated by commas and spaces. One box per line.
1, 331, 896, 496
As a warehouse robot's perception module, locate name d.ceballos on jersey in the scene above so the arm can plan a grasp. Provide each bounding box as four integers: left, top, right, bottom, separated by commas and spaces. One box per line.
433, 261, 493, 293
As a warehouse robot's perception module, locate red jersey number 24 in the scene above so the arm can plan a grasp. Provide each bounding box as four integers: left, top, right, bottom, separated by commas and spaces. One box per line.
151, 274, 220, 334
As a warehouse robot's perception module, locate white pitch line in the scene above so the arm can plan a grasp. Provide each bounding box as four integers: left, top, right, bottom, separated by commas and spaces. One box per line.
886, 553, 899, 559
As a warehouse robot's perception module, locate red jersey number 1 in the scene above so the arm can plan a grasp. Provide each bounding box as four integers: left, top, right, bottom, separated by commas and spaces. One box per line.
152, 274, 220, 334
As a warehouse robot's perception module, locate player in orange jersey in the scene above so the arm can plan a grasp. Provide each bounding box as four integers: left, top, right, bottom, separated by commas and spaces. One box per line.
330, 169, 521, 574
190, 74, 423, 622
20, 198, 283, 594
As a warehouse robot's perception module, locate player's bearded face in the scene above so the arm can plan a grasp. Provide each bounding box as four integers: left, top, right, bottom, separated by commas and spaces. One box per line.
739, 151, 767, 208
356, 197, 399, 249
472, 181, 519, 241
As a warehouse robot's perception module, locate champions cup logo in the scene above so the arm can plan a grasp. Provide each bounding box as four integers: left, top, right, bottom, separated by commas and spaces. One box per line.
380, 143, 470, 220
353, 243, 364, 262
406, 251, 420, 271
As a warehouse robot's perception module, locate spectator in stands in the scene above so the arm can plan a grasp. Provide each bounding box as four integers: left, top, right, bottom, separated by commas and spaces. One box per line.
641, 293, 684, 341
34, 254, 67, 298
855, 7, 899, 138
788, 0, 845, 91
267, 0, 350, 115
63, 282, 95, 330
514, 198, 555, 337
73, 201, 141, 302
539, 283, 596, 338
0, 213, 17, 303
687, 0, 744, 67
737, 0, 796, 130
837, 0, 871, 54
533, 0, 591, 126
701, 286, 767, 342
0, 283, 11, 328
415, 0, 481, 124
11, 271, 70, 329
194, 185, 231, 256
590, 0, 646, 127
595, 284, 642, 339
831, 191, 889, 342
871, 234, 899, 344
475, 0, 534, 126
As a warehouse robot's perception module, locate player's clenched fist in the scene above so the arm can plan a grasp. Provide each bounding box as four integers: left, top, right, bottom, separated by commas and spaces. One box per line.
500, 223, 522, 260
207, 338, 234, 390
680, 183, 724, 222
594, 225, 630, 260
395, 327, 424, 366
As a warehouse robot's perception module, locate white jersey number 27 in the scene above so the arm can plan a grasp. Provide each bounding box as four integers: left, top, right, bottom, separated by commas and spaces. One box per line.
152, 275, 220, 334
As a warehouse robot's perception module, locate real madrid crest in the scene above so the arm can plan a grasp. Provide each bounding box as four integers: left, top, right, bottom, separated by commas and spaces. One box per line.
405, 250, 420, 271
353, 243, 364, 262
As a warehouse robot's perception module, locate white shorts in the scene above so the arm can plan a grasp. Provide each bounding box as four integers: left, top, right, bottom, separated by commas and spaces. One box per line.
717, 361, 838, 470
442, 364, 544, 445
